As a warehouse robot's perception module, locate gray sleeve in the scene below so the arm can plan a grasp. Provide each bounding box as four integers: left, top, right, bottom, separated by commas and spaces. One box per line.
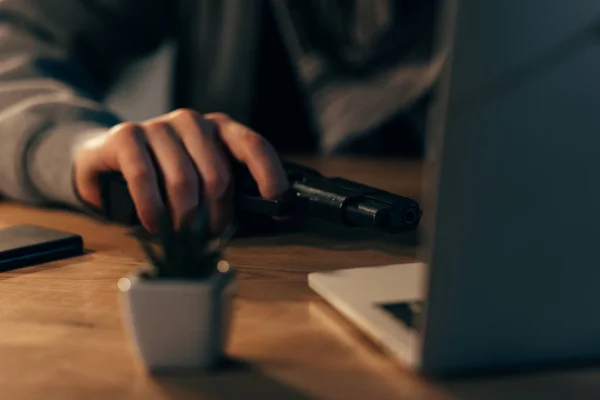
0, 0, 173, 210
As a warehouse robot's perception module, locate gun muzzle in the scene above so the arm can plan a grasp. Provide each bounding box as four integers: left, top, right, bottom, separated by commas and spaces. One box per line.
289, 176, 421, 234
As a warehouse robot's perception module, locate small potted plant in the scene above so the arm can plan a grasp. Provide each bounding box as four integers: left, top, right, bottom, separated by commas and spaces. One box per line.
118, 204, 236, 372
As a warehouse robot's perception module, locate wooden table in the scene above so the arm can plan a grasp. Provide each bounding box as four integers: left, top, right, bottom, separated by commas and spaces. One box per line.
0, 157, 598, 400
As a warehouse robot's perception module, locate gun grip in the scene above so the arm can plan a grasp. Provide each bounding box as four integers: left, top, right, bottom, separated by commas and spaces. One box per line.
99, 168, 294, 227
99, 171, 139, 225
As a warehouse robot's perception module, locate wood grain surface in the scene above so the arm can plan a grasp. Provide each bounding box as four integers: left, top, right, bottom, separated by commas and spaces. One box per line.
0, 157, 597, 400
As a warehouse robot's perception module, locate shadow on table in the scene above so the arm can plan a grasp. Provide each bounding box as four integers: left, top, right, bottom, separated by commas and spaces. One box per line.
132, 216, 419, 258
437, 366, 600, 400
152, 358, 315, 400
234, 217, 419, 251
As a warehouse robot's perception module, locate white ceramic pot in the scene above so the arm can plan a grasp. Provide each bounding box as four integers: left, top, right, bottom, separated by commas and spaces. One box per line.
118, 263, 236, 371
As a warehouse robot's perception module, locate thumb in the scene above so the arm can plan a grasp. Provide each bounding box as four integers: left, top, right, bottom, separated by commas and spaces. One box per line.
73, 131, 113, 208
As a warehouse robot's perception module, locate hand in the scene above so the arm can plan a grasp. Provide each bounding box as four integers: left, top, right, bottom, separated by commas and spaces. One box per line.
73, 109, 289, 233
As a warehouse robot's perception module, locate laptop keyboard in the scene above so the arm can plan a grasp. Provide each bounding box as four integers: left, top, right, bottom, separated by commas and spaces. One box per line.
379, 301, 425, 333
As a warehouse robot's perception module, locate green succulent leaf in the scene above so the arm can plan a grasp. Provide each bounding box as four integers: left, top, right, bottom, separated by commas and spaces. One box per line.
134, 202, 234, 280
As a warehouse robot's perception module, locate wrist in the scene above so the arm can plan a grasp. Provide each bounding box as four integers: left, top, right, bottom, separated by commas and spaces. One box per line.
28, 124, 109, 210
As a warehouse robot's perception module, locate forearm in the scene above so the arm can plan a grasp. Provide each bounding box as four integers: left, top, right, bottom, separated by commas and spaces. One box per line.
2, 103, 116, 208
0, 33, 118, 208
0, 0, 171, 209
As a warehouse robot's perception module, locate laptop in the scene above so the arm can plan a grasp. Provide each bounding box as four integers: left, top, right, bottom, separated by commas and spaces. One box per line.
309, 0, 600, 376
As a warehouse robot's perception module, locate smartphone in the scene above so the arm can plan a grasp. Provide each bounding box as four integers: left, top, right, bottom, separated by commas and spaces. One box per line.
0, 225, 84, 271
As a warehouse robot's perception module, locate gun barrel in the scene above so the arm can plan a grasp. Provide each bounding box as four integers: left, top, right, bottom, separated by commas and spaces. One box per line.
344, 199, 421, 233
290, 175, 421, 233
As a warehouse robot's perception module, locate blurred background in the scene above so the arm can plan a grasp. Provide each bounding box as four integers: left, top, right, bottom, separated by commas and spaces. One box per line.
101, 1, 441, 160
106, 41, 174, 122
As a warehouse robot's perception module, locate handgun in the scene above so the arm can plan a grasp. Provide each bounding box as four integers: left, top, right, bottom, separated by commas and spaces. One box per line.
99, 161, 422, 234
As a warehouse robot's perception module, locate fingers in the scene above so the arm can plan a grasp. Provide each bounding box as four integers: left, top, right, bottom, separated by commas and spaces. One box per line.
104, 123, 164, 232
167, 109, 233, 232
205, 113, 289, 200
74, 108, 285, 235
73, 133, 111, 208
143, 120, 200, 230
167, 109, 230, 200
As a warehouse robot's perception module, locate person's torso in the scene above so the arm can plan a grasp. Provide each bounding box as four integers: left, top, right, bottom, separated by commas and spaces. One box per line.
171, 0, 442, 156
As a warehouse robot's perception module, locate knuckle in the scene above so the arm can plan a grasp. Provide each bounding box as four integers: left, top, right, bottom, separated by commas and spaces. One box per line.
203, 172, 229, 198
205, 112, 231, 122
169, 108, 201, 123
127, 165, 152, 185
240, 128, 268, 151
110, 122, 141, 143
145, 120, 170, 131
167, 171, 196, 195
112, 122, 140, 135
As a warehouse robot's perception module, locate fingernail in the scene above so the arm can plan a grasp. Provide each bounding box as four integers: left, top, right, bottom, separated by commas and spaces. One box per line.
144, 207, 164, 234
145, 222, 158, 234
148, 216, 161, 233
